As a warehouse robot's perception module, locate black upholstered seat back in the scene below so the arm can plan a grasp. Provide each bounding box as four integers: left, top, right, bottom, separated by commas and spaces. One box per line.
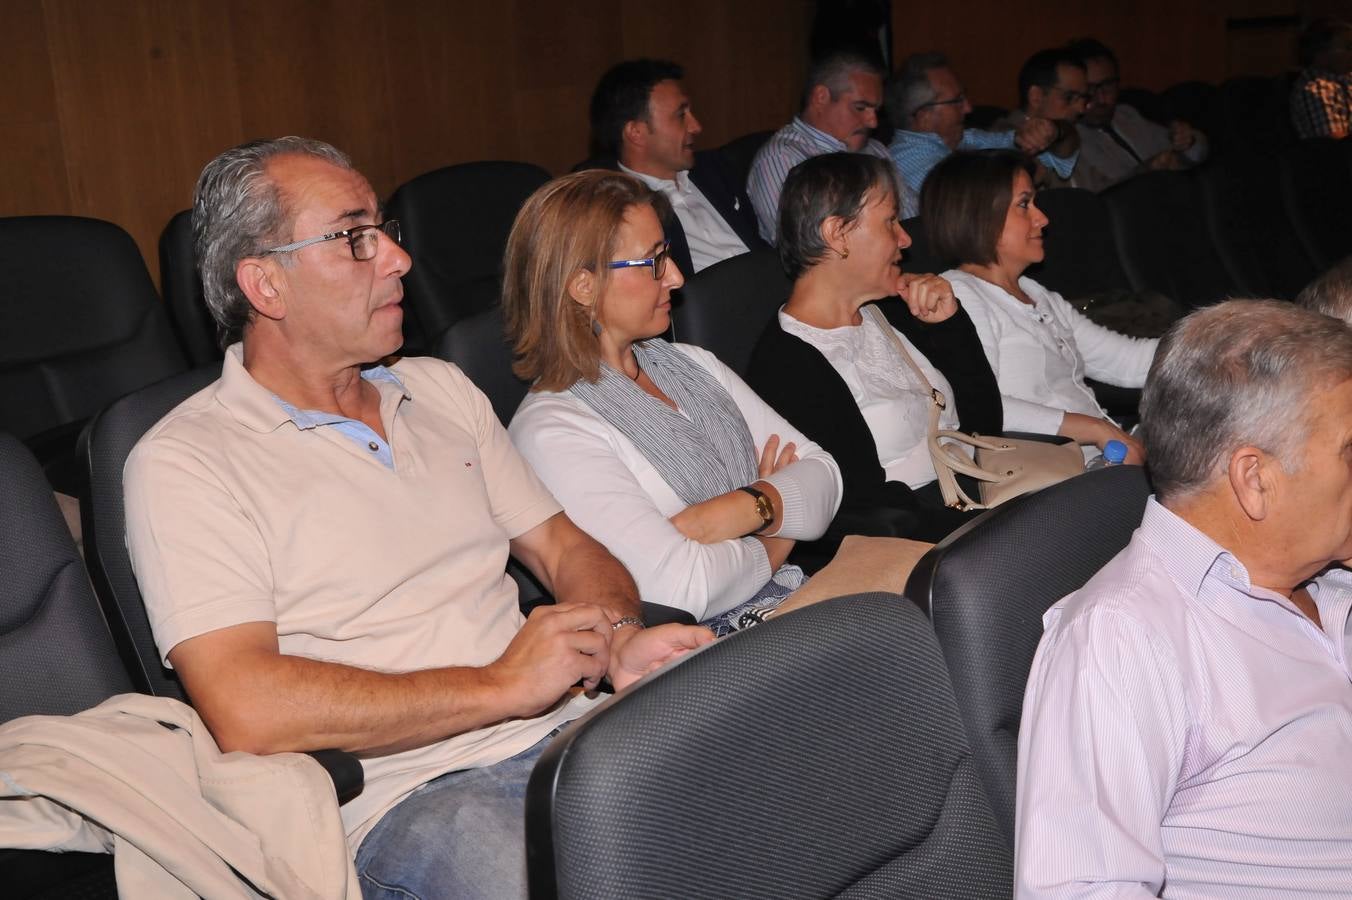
80, 365, 222, 700
670, 247, 790, 377
0, 216, 186, 445
386, 161, 552, 352
905, 465, 1152, 846
158, 209, 222, 367
1103, 171, 1240, 308
1026, 187, 1133, 302
0, 431, 129, 898
527, 592, 1012, 899
1201, 154, 1317, 300
434, 305, 528, 427
1280, 138, 1352, 272
0, 432, 133, 723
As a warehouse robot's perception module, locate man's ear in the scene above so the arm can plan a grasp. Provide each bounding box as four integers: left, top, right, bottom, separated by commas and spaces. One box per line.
236, 257, 286, 322
622, 118, 648, 154
809, 84, 831, 111
1228, 446, 1273, 522
567, 268, 596, 307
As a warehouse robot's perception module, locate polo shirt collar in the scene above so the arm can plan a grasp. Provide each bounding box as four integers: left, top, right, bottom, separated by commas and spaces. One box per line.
216, 343, 412, 434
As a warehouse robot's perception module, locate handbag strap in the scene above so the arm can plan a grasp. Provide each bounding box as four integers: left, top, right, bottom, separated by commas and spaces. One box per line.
862, 304, 944, 408
862, 304, 981, 509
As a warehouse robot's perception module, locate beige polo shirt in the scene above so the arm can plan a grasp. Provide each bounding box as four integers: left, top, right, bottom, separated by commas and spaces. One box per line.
124, 345, 591, 847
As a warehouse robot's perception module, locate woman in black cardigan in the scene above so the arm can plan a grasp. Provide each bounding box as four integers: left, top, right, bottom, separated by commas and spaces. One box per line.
746, 152, 1001, 542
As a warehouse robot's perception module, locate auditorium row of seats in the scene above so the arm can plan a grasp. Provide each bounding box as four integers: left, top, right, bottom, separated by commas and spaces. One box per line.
1, 333, 1155, 895
959, 72, 1301, 158
12, 133, 1346, 504
4, 45, 1346, 888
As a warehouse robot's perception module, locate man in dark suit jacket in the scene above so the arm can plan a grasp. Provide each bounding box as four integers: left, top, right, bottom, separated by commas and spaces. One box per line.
586, 59, 766, 277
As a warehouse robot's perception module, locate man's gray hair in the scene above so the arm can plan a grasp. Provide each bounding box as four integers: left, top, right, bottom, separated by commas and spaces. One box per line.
1141, 299, 1352, 501
800, 48, 884, 111
192, 136, 352, 348
886, 52, 948, 126
1296, 256, 1352, 325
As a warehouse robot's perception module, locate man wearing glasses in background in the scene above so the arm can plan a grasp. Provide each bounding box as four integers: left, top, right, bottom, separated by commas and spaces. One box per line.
886, 51, 1070, 211
993, 48, 1089, 190
1067, 38, 1207, 193
123, 136, 711, 899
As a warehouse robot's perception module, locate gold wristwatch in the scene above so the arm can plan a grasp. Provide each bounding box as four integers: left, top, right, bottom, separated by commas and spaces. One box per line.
738, 485, 774, 536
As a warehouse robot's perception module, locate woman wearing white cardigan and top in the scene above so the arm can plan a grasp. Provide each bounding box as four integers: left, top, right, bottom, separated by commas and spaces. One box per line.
921, 149, 1157, 462
503, 170, 842, 634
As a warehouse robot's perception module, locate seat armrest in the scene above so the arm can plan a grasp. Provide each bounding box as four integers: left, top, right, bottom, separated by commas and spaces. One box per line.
305, 748, 364, 805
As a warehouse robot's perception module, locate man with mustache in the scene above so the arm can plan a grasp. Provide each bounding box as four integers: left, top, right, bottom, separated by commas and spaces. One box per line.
748, 48, 904, 244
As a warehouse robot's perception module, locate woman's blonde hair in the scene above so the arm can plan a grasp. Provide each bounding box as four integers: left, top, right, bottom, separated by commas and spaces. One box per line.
503, 170, 667, 392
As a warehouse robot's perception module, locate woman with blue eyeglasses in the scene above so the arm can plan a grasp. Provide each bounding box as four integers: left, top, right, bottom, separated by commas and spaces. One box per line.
504, 170, 842, 635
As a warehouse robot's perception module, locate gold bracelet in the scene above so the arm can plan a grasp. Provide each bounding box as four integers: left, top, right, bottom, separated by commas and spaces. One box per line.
612, 616, 644, 631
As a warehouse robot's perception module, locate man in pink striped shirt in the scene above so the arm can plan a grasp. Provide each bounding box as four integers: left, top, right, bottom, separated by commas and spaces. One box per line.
1016, 299, 1352, 898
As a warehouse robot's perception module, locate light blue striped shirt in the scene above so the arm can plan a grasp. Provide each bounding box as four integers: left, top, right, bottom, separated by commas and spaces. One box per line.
271, 366, 408, 471
889, 129, 1078, 209
1017, 498, 1352, 898
746, 116, 911, 245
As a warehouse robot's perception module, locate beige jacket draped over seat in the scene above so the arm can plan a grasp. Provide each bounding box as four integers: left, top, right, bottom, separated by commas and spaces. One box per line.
0, 693, 359, 900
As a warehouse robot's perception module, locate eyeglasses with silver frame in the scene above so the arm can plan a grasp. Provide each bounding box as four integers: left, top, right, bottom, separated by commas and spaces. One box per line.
262, 219, 401, 261
605, 241, 671, 281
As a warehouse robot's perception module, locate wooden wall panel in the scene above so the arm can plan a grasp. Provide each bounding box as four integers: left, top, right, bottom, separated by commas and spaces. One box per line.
386, 5, 524, 181
0, 0, 814, 282
892, 1, 1232, 107
1, 1, 68, 215
0, 0, 1329, 289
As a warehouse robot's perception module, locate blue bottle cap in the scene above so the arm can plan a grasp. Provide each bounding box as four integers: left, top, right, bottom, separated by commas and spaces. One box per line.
1103, 439, 1128, 464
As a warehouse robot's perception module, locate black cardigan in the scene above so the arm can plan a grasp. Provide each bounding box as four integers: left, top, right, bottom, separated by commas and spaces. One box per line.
746, 298, 1002, 542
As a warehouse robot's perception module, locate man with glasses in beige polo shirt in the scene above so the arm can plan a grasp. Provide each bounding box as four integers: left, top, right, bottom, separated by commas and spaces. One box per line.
124, 137, 713, 900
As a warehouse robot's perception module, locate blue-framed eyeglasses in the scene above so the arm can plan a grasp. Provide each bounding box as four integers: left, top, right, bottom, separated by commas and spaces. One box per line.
605, 241, 670, 280
262, 219, 401, 261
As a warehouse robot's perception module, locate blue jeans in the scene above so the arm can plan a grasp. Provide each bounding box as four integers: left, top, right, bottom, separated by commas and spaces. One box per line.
354, 731, 557, 900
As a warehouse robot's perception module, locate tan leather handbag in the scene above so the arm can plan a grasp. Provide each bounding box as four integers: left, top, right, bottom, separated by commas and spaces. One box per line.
864, 305, 1085, 511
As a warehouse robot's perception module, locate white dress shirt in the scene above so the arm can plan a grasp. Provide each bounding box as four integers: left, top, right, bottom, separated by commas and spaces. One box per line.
943, 270, 1157, 436
779, 308, 960, 489
509, 343, 842, 621
619, 163, 749, 273
1017, 498, 1352, 898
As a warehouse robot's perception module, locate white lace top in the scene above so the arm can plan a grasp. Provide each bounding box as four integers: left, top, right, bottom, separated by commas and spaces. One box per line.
779, 307, 960, 489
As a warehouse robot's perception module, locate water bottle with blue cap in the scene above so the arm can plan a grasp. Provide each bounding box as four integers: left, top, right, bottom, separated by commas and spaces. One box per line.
1086, 439, 1129, 470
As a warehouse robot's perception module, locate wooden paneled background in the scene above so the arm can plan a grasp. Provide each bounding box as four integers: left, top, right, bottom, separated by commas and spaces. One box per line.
0, 0, 1339, 286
